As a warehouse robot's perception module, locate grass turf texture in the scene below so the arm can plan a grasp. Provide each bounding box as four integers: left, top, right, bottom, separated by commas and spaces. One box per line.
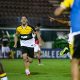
1, 59, 71, 80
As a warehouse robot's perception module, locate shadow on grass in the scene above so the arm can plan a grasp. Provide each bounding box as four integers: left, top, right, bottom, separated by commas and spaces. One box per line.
62, 73, 71, 77
31, 72, 47, 75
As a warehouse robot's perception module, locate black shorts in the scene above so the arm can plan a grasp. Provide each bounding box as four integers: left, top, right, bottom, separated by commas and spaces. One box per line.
70, 34, 80, 59
21, 46, 34, 58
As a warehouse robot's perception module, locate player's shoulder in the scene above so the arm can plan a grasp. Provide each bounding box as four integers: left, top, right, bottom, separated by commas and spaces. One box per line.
60, 0, 73, 8
28, 25, 36, 32
26, 25, 32, 28
27, 25, 33, 28
16, 25, 22, 30
62, 0, 73, 2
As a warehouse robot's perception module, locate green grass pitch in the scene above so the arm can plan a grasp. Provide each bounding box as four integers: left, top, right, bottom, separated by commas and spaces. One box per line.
1, 59, 71, 80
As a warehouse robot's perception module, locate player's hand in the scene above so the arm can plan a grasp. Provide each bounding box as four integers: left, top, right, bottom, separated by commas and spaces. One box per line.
49, 16, 55, 22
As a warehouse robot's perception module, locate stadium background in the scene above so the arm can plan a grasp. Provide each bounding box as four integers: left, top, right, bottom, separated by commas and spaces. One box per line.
0, 0, 70, 59
0, 0, 71, 80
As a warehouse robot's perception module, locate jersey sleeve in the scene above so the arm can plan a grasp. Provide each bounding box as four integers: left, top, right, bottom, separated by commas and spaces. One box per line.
32, 27, 36, 32
29, 25, 36, 32
60, 0, 72, 9
16, 27, 20, 34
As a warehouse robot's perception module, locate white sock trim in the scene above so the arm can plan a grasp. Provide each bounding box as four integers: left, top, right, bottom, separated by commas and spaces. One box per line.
25, 69, 30, 75
1, 76, 8, 80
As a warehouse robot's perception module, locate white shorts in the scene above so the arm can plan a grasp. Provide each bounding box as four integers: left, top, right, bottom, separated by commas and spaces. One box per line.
2, 46, 10, 53
34, 44, 40, 53
68, 31, 80, 44
67, 52, 72, 59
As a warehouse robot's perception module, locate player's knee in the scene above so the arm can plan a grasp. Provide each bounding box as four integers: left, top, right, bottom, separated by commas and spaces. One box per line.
29, 58, 33, 63
23, 58, 29, 63
29, 59, 33, 63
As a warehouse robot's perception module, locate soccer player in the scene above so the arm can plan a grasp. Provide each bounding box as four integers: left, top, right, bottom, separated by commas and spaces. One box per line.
1, 31, 10, 58
54, 0, 80, 80
0, 32, 8, 80
14, 16, 41, 76
33, 24, 43, 65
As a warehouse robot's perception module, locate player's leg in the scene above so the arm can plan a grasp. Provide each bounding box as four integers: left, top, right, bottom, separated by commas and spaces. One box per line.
9, 50, 15, 59
0, 62, 8, 80
21, 46, 34, 76
22, 53, 30, 76
69, 34, 80, 80
71, 59, 79, 80
34, 44, 42, 64
21, 46, 30, 75
37, 50, 41, 64
1, 46, 5, 58
5, 46, 11, 59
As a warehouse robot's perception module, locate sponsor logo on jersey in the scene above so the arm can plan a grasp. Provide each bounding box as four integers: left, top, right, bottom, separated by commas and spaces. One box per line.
21, 36, 28, 39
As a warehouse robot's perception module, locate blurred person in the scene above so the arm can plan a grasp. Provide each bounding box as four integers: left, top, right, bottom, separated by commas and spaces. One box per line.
49, 17, 72, 59
1, 31, 10, 58
33, 24, 43, 65
54, 0, 80, 80
0, 62, 8, 80
14, 16, 41, 76
0, 31, 8, 80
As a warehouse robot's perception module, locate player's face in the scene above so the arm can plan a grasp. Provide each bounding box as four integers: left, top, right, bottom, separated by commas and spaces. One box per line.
21, 16, 28, 25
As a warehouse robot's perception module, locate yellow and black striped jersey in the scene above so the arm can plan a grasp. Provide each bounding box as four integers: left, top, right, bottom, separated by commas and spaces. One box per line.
16, 25, 36, 40
60, 0, 74, 8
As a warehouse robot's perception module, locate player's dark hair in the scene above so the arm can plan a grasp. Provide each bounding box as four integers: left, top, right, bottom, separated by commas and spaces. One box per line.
36, 23, 41, 27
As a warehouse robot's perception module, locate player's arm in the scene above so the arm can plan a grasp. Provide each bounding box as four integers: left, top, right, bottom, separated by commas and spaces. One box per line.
14, 30, 19, 48
54, 19, 69, 24
35, 31, 42, 46
6, 31, 10, 45
54, 0, 71, 16
55, 19, 70, 26
49, 16, 69, 25
6, 31, 10, 38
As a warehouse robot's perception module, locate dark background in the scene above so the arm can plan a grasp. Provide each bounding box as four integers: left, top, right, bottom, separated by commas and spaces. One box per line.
0, 0, 70, 28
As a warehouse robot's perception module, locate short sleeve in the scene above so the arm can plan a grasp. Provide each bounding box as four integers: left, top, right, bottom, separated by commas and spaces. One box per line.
60, 0, 72, 9
29, 25, 36, 32
16, 27, 20, 34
